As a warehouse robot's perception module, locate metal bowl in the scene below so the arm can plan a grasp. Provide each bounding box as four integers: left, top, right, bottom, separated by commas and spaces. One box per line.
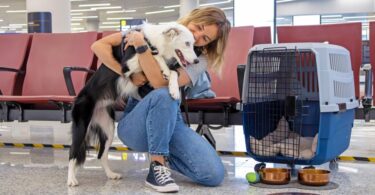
298, 169, 330, 186
259, 168, 291, 185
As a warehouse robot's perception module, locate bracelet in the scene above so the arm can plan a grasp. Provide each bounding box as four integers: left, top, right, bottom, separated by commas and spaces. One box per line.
135, 45, 149, 54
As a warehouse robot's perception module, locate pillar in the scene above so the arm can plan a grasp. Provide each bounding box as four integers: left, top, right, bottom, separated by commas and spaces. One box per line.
26, 0, 71, 33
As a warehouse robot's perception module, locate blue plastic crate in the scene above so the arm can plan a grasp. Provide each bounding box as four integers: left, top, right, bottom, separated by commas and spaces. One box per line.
243, 101, 355, 165
241, 44, 358, 166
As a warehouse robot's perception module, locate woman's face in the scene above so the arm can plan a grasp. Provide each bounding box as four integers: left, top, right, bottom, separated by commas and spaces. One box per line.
187, 22, 219, 47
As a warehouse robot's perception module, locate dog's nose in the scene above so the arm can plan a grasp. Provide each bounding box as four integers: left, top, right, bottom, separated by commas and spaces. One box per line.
193, 59, 199, 64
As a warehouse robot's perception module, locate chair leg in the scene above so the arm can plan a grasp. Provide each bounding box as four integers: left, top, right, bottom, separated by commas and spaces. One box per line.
196, 124, 216, 149
0, 102, 11, 122
0, 102, 5, 122
13, 103, 26, 122
195, 124, 203, 134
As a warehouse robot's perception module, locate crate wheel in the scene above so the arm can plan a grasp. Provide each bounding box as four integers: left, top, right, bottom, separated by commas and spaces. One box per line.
254, 163, 266, 172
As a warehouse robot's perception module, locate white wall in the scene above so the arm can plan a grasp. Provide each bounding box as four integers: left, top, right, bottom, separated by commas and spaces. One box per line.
234, 0, 274, 27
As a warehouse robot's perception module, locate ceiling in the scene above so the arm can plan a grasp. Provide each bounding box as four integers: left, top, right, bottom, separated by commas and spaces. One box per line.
0, 0, 234, 33
1, 0, 370, 33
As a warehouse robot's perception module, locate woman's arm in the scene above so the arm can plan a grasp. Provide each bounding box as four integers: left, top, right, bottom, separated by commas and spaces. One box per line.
91, 32, 123, 75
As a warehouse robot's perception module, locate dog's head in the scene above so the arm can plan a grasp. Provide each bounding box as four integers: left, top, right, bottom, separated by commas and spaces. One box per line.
162, 23, 199, 67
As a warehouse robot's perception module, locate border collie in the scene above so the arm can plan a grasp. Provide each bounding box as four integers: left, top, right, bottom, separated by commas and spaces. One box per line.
67, 22, 199, 186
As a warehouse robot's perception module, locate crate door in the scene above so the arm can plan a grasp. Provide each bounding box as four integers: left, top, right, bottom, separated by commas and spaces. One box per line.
245, 49, 319, 159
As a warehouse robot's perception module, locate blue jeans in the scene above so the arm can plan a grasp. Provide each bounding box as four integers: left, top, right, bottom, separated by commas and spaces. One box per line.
117, 88, 225, 186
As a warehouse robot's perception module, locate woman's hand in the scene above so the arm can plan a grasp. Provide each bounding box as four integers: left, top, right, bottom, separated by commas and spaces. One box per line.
130, 72, 148, 86
124, 31, 147, 49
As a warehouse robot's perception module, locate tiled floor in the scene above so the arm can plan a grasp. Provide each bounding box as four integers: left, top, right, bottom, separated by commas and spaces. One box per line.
0, 120, 374, 194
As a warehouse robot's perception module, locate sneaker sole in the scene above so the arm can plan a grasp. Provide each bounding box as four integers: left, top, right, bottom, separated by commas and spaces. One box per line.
145, 181, 179, 193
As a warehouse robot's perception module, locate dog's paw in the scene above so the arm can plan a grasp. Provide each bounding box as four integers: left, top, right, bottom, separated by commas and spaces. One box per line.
107, 172, 122, 180
162, 69, 171, 80
67, 177, 79, 187
169, 86, 180, 100
163, 73, 169, 80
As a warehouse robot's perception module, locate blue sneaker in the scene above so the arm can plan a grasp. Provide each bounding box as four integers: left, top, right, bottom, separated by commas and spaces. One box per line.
145, 161, 179, 193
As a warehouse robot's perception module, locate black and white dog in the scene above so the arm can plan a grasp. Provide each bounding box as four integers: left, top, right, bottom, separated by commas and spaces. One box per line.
67, 22, 199, 186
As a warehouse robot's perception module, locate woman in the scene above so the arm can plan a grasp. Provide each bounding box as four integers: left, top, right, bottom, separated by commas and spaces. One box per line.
91, 6, 230, 193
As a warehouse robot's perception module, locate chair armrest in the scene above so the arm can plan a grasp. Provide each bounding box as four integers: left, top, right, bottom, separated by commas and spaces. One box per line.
63, 66, 95, 96
0, 67, 25, 74
0, 67, 25, 95
237, 64, 246, 99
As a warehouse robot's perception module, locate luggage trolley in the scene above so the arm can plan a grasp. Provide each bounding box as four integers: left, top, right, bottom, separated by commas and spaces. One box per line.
241, 43, 358, 171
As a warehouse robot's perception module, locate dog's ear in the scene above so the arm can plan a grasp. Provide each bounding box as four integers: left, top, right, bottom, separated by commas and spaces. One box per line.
163, 28, 180, 39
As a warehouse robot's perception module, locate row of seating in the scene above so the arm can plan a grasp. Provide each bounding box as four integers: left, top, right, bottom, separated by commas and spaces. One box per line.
0, 22, 369, 147
0, 27, 247, 121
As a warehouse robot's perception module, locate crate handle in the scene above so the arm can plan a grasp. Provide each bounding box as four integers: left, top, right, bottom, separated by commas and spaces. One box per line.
262, 46, 288, 51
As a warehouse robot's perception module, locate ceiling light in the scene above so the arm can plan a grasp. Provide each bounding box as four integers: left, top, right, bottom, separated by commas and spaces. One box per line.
321, 15, 343, 18
78, 3, 110, 7
1, 25, 23, 29
91, 6, 122, 11
321, 18, 346, 22
145, 9, 175, 15
72, 16, 98, 19
200, 0, 232, 7
107, 17, 134, 20
164, 5, 180, 9
6, 10, 27, 13
99, 25, 120, 29
71, 18, 84, 21
9, 23, 27, 26
344, 15, 375, 19
106, 9, 136, 14
0, 5, 10, 8
71, 23, 81, 26
72, 27, 85, 30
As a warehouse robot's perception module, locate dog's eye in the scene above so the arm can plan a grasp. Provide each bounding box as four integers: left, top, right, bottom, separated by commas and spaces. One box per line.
185, 42, 191, 47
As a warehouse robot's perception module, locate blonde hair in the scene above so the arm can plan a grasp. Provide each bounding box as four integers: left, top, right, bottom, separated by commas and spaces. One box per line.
178, 7, 231, 75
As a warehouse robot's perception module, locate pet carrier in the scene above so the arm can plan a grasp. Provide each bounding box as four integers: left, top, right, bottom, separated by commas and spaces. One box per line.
242, 43, 358, 170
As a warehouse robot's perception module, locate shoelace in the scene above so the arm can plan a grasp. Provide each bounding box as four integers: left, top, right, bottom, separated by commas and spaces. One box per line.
154, 165, 174, 184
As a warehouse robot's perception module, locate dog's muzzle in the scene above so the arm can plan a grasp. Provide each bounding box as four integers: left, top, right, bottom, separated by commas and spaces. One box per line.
175, 49, 199, 67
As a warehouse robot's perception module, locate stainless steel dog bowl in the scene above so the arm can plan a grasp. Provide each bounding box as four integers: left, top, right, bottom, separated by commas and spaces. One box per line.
259, 168, 291, 185
298, 169, 330, 186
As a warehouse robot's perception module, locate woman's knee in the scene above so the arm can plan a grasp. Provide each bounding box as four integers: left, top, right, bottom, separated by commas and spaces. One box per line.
195, 162, 225, 186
